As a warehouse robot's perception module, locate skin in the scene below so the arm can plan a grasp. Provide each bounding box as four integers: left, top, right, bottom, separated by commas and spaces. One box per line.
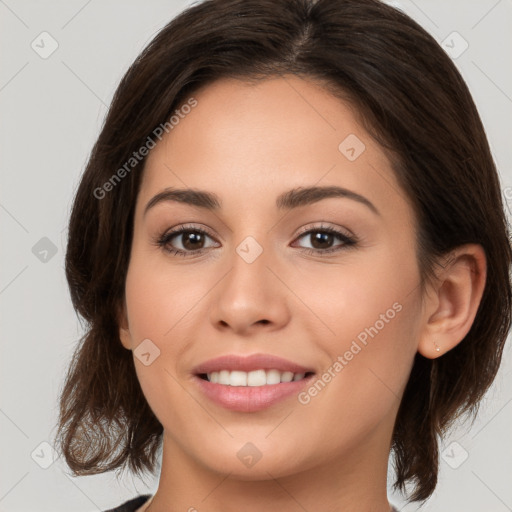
118, 75, 486, 512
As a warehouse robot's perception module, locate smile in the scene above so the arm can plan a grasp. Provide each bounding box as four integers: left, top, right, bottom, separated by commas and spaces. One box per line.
192, 353, 316, 411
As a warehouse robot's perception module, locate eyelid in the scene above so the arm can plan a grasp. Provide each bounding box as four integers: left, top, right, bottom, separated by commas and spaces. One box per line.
162, 223, 219, 240
293, 222, 355, 239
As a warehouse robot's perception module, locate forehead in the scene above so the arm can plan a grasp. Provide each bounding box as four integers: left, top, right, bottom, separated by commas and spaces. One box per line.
152, 75, 367, 161
137, 76, 409, 220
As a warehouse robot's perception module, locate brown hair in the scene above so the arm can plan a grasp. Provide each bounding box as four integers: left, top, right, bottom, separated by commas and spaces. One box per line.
53, 0, 512, 503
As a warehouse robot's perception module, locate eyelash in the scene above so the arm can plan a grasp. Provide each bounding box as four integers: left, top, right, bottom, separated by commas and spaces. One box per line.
155, 223, 357, 257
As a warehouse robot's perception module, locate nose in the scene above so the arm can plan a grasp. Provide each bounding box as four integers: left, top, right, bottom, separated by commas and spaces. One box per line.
208, 239, 291, 336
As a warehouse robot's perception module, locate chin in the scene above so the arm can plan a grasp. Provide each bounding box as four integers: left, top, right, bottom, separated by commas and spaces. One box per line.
190, 438, 311, 480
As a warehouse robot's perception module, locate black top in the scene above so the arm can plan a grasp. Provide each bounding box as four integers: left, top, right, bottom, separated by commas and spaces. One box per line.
103, 494, 152, 512
104, 494, 400, 511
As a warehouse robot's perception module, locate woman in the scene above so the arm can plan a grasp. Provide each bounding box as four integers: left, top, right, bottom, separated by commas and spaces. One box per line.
54, 0, 512, 511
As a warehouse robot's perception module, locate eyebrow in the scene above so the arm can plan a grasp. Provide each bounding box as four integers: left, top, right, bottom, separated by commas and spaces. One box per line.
144, 185, 380, 216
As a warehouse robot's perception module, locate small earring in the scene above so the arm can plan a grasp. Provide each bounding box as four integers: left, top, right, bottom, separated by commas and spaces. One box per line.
433, 341, 441, 352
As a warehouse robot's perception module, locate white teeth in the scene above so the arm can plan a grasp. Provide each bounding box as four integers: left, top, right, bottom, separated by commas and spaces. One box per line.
205, 369, 309, 386
247, 369, 267, 386
280, 371, 294, 382
229, 371, 247, 386
266, 369, 281, 385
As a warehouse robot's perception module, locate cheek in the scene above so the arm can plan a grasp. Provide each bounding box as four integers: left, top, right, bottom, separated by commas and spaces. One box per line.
124, 256, 201, 427
299, 306, 419, 456
124, 251, 207, 343
294, 246, 419, 347
294, 244, 421, 407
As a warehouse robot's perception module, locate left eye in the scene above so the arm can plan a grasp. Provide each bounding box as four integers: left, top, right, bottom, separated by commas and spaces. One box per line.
293, 228, 355, 251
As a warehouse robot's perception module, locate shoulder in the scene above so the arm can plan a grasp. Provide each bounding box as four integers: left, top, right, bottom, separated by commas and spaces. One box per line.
103, 494, 153, 512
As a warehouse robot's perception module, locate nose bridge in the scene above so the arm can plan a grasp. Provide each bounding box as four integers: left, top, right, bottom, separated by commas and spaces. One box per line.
224, 209, 275, 288
224, 232, 274, 304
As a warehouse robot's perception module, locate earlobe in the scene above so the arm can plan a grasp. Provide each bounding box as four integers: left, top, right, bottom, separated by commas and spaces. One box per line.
417, 244, 487, 359
119, 326, 133, 351
117, 302, 133, 351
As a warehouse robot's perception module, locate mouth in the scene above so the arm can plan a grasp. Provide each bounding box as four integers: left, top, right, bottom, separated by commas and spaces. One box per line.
192, 353, 316, 412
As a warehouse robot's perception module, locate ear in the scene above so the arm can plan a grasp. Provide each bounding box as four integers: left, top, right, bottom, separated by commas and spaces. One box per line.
417, 244, 486, 359
117, 299, 133, 351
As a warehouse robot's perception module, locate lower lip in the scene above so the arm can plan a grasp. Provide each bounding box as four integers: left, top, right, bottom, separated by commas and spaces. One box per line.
193, 374, 315, 412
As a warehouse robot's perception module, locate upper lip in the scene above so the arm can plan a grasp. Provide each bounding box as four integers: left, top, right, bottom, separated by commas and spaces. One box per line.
192, 353, 315, 375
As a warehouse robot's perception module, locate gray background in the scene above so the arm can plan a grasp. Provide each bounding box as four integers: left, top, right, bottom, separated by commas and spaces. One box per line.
1, 0, 511, 510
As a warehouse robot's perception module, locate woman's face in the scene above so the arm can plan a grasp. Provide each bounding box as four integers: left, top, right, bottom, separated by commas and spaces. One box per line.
120, 76, 425, 479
